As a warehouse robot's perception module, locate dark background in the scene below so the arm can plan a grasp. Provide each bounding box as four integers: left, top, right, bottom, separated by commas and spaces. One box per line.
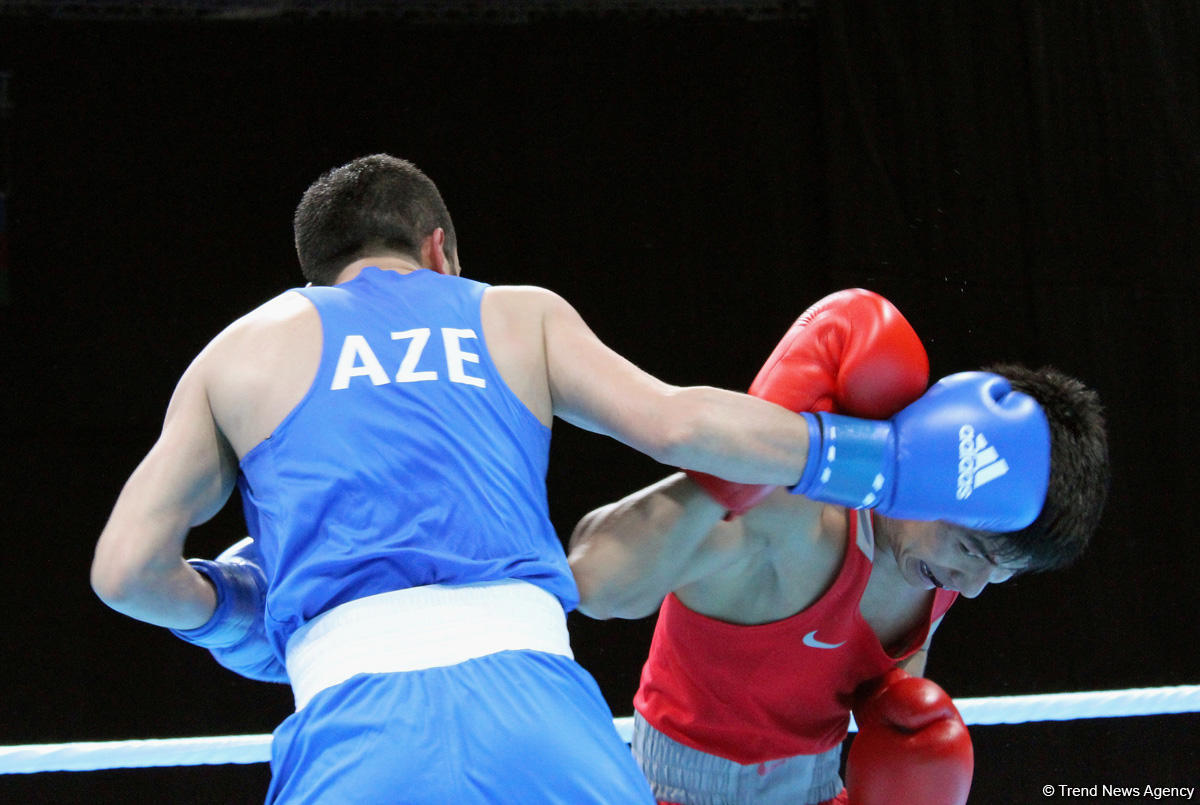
1, 3, 1197, 802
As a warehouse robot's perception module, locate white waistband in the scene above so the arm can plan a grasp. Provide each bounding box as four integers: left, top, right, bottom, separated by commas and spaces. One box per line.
285, 580, 574, 711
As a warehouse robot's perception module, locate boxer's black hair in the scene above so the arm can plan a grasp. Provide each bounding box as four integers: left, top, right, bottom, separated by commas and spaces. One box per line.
982, 364, 1110, 572
294, 154, 458, 286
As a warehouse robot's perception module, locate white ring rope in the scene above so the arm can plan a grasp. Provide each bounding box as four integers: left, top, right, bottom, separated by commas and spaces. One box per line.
2, 685, 1197, 775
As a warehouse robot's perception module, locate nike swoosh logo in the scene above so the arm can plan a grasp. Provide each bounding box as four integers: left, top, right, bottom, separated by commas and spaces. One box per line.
802, 630, 846, 650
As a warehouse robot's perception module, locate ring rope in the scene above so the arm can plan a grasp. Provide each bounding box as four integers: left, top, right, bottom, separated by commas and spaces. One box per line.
2, 685, 1197, 775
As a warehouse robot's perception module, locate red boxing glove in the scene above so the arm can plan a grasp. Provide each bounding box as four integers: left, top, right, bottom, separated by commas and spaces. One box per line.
846, 669, 974, 805
686, 289, 928, 517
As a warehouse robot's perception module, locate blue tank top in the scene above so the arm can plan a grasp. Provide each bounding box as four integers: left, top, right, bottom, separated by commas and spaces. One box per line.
237, 267, 575, 657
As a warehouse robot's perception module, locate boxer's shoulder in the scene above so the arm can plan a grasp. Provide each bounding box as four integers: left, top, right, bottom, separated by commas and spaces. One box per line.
480, 285, 557, 426
203, 291, 323, 457
200, 291, 320, 381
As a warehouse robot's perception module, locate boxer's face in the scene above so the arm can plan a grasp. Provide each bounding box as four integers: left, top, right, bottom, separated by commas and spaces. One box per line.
874, 516, 1027, 598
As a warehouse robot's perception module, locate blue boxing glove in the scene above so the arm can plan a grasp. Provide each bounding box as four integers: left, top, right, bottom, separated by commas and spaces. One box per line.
791, 372, 1050, 531
170, 537, 288, 684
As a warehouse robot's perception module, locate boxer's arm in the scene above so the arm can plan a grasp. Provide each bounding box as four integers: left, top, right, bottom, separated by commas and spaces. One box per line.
539, 290, 809, 485
91, 354, 236, 629
568, 473, 750, 619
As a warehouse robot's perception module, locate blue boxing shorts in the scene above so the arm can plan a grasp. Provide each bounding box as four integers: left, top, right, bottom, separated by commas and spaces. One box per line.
266, 583, 654, 804
268, 651, 654, 803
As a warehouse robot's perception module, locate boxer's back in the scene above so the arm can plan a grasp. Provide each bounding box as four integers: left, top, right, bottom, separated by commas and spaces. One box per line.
203, 266, 572, 655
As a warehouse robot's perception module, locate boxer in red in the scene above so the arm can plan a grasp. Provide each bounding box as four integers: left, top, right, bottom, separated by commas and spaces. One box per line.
568, 290, 1110, 805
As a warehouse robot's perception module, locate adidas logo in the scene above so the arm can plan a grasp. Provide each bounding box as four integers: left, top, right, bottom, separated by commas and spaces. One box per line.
956, 425, 1009, 500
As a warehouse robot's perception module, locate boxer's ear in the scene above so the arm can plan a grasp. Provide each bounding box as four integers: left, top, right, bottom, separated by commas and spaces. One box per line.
421, 229, 451, 275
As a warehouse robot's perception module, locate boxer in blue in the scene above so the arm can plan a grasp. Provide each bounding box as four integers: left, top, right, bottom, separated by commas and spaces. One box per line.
90, 154, 820, 803
90, 155, 1051, 803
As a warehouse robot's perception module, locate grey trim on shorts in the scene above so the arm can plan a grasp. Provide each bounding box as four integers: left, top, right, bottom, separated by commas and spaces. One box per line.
631, 712, 844, 805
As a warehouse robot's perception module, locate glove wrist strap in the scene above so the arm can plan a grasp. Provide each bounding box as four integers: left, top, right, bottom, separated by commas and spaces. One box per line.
170, 559, 264, 648
790, 412, 894, 510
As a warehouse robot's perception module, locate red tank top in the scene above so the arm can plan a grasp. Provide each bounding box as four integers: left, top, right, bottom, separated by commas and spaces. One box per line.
633, 510, 957, 763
